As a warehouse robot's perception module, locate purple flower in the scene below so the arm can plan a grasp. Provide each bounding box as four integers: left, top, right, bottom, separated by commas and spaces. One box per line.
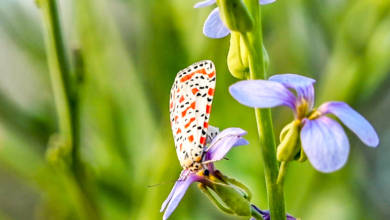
160, 127, 249, 220
194, 0, 276, 38
229, 74, 379, 173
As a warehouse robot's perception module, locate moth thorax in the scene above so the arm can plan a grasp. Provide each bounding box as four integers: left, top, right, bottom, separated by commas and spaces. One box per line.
188, 161, 204, 172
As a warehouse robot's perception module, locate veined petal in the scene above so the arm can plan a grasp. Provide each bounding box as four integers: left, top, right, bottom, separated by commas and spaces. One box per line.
161, 173, 201, 220
269, 74, 316, 109
194, 0, 216, 8
301, 116, 350, 173
203, 8, 230, 38
318, 101, 379, 147
205, 127, 248, 162
229, 80, 296, 110
259, 0, 277, 4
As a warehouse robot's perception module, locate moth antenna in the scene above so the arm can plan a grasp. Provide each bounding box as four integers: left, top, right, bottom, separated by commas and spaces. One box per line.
147, 180, 177, 188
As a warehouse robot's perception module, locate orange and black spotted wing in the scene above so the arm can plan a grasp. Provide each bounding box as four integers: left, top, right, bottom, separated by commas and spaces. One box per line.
169, 60, 216, 170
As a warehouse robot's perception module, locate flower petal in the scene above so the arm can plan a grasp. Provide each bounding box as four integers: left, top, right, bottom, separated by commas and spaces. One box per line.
203, 8, 230, 38
317, 101, 379, 147
160, 170, 188, 212
259, 0, 276, 4
205, 127, 248, 162
194, 0, 216, 8
229, 80, 296, 110
161, 173, 201, 220
233, 137, 249, 147
269, 74, 316, 109
301, 116, 350, 173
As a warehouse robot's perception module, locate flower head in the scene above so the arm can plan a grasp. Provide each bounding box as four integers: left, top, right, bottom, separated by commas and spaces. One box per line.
229, 74, 379, 173
160, 127, 249, 220
195, 0, 276, 38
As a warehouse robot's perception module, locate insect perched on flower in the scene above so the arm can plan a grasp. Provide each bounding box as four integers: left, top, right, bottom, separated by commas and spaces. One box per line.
194, 0, 276, 38
229, 73, 379, 173
161, 61, 250, 219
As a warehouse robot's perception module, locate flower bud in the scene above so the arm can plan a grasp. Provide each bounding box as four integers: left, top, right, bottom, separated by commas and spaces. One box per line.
200, 171, 252, 217
217, 0, 253, 33
279, 121, 294, 141
277, 120, 300, 162
227, 32, 249, 79
212, 183, 251, 216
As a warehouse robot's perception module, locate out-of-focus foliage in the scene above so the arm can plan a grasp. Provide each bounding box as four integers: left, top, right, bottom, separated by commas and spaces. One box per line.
0, 0, 389, 219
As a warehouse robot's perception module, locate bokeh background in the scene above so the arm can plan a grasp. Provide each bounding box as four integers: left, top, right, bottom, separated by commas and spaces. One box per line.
0, 0, 389, 219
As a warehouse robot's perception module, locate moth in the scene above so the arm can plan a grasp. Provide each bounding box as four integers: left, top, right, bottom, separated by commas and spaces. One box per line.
169, 60, 219, 172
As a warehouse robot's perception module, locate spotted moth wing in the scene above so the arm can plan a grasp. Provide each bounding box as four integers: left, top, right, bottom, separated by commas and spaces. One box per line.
169, 60, 216, 170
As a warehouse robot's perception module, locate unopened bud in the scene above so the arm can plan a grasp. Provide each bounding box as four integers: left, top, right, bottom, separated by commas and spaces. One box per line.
228, 32, 249, 79
212, 183, 251, 216
277, 120, 300, 162
217, 0, 253, 33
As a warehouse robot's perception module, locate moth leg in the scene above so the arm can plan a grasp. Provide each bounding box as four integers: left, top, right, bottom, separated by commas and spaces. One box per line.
206, 125, 220, 144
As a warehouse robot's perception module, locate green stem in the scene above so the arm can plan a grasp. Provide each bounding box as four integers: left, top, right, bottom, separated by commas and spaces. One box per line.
39, 0, 73, 150
277, 162, 288, 185
241, 0, 286, 219
39, 1, 98, 219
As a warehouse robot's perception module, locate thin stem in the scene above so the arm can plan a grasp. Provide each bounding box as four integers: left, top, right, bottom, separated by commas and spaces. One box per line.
39, 0, 73, 152
277, 162, 288, 185
241, 0, 286, 219
39, 1, 98, 219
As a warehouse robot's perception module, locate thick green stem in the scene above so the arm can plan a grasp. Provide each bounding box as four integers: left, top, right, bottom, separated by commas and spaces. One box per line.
241, 0, 286, 219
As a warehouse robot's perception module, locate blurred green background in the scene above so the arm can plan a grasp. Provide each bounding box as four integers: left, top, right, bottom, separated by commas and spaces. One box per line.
0, 0, 389, 219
